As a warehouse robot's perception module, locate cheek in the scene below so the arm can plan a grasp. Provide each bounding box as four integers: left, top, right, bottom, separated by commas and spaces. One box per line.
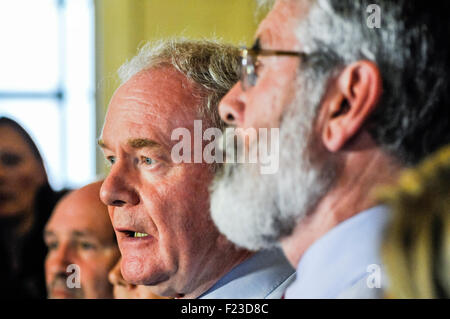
159, 167, 212, 228
108, 207, 115, 225
246, 84, 286, 129
132, 166, 216, 277
13, 161, 44, 187
10, 165, 43, 201
247, 63, 299, 129
164, 167, 217, 246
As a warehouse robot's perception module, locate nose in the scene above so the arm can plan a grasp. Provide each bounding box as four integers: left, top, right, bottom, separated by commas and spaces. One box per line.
100, 168, 140, 207
108, 259, 129, 288
218, 83, 246, 127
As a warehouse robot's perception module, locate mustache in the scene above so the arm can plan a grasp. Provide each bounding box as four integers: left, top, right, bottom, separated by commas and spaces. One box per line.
50, 273, 69, 289
218, 126, 277, 166
218, 128, 255, 164
48, 272, 83, 298
218, 128, 239, 161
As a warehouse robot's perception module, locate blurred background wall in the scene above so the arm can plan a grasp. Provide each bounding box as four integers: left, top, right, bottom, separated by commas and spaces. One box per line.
0, 0, 95, 190
0, 0, 264, 189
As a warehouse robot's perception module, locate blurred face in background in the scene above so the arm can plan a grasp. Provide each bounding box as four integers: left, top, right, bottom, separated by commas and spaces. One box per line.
0, 124, 46, 218
109, 258, 170, 299
44, 181, 120, 299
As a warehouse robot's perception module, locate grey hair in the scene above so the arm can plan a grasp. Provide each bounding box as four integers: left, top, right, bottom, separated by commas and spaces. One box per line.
296, 0, 450, 165
118, 38, 241, 130
256, 0, 275, 10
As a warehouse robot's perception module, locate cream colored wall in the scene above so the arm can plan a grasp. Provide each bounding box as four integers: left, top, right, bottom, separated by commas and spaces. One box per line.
94, 0, 264, 174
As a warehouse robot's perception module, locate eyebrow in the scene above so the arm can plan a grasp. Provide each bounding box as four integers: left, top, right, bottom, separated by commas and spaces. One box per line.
97, 138, 163, 152
97, 139, 108, 149
128, 138, 161, 149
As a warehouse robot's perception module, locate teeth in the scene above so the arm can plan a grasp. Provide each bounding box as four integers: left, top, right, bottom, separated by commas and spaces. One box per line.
134, 232, 149, 238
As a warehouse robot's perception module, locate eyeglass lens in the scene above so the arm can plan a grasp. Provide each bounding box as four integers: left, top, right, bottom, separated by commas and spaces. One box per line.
241, 51, 257, 91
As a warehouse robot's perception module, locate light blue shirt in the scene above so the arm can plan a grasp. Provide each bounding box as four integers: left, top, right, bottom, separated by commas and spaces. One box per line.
285, 205, 390, 299
199, 248, 295, 299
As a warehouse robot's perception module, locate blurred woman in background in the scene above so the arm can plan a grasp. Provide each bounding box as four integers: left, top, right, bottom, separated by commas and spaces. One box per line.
379, 145, 450, 298
0, 116, 68, 298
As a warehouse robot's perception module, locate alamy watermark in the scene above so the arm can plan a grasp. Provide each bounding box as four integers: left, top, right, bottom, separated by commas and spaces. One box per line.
367, 4, 381, 29
171, 120, 280, 174
366, 264, 382, 289
66, 264, 81, 289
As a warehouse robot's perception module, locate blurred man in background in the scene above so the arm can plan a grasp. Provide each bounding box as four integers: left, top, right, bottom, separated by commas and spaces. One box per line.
99, 39, 294, 299
44, 181, 120, 299
211, 0, 450, 298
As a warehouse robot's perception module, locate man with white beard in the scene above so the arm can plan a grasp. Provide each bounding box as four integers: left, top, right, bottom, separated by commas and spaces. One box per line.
211, 0, 450, 298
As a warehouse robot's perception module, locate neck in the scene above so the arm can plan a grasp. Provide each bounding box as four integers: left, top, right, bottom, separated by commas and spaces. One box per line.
180, 238, 254, 299
281, 133, 402, 268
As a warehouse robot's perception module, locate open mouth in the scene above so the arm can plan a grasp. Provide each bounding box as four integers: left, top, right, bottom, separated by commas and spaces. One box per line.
121, 230, 150, 238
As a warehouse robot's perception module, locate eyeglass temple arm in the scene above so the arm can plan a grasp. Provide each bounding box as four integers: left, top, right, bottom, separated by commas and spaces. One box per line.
243, 48, 307, 58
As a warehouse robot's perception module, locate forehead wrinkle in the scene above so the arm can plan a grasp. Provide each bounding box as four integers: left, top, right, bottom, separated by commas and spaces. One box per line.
107, 67, 202, 152
126, 70, 196, 106
112, 113, 172, 152
115, 100, 197, 144
115, 100, 170, 126
123, 95, 153, 107
116, 86, 188, 124
122, 68, 199, 117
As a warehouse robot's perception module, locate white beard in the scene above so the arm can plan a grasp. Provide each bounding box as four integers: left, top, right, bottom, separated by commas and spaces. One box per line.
210, 76, 336, 251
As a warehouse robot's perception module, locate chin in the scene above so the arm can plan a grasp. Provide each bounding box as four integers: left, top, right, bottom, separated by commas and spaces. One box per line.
121, 254, 171, 287
113, 286, 132, 299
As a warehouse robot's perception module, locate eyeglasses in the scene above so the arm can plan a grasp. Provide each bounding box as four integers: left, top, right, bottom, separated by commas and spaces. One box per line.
240, 45, 308, 91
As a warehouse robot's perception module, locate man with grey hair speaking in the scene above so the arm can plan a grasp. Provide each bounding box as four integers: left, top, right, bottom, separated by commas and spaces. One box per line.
98, 39, 294, 299
211, 0, 450, 298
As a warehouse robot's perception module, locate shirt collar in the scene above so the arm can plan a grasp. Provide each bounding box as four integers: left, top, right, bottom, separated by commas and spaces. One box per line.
285, 205, 390, 298
199, 248, 295, 299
